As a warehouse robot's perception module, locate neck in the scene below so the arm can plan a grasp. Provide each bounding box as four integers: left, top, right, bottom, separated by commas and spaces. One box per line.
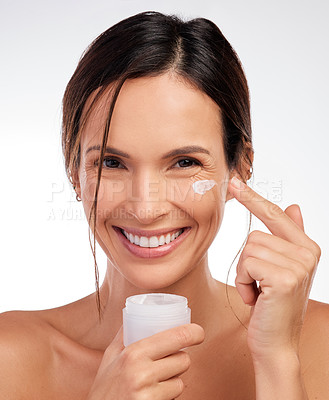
88, 253, 228, 350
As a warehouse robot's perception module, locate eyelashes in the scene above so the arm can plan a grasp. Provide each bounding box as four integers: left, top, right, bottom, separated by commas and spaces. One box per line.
173, 158, 202, 169
102, 157, 124, 169
94, 156, 203, 170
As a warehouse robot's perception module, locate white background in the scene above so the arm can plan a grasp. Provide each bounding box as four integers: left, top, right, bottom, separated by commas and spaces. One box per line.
0, 0, 328, 312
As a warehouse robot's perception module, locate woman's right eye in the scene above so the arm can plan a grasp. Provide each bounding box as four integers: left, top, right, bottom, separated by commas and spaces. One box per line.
93, 157, 125, 169
102, 157, 124, 169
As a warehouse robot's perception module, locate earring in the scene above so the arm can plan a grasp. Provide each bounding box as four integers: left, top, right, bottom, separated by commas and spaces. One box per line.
73, 185, 82, 202
247, 166, 253, 180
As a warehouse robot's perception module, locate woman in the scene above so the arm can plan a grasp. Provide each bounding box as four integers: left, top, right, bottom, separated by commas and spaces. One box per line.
0, 10, 327, 399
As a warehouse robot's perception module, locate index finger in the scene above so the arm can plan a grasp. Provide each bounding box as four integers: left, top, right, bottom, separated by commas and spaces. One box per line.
228, 177, 311, 248
129, 323, 205, 361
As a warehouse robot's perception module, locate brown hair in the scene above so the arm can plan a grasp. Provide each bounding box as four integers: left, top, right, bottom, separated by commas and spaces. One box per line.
61, 11, 254, 320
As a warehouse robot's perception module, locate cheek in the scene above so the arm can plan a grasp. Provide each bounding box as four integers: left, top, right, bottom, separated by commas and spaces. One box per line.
78, 171, 119, 224
192, 184, 225, 230
167, 177, 226, 228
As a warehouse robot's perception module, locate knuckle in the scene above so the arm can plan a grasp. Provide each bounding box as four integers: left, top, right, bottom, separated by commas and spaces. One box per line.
265, 203, 284, 219
310, 241, 322, 262
243, 243, 256, 256
243, 256, 256, 268
131, 369, 152, 391
280, 270, 299, 292
297, 246, 317, 267
242, 242, 262, 261
294, 262, 310, 282
248, 230, 263, 242
120, 346, 142, 367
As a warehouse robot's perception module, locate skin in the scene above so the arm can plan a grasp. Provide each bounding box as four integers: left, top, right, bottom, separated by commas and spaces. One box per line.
0, 72, 328, 400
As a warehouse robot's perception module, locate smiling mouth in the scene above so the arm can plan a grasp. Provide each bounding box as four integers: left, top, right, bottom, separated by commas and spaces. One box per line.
116, 227, 187, 248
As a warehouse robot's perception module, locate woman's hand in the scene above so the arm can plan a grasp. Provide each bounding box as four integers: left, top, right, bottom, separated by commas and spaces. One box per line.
228, 177, 321, 360
87, 323, 204, 400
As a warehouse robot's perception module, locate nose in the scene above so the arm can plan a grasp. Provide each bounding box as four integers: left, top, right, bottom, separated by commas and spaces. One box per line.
124, 168, 169, 225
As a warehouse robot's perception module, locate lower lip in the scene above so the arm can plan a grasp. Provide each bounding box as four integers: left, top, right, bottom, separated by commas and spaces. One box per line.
113, 226, 191, 258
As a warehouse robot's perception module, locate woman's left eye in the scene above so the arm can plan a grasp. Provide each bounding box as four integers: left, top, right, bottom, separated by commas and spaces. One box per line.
173, 158, 202, 168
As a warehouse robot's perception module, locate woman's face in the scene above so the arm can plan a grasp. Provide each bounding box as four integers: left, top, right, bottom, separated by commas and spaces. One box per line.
76, 72, 233, 289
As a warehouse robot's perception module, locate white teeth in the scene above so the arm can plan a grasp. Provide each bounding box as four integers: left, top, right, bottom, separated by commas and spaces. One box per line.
139, 237, 149, 247
149, 236, 159, 248
122, 229, 184, 248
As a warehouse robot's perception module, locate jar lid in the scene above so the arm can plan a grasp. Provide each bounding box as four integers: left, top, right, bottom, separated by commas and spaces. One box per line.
125, 293, 188, 317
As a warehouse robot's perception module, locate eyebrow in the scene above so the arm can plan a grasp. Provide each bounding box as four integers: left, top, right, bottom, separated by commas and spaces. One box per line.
85, 145, 211, 159
85, 145, 130, 158
161, 145, 211, 159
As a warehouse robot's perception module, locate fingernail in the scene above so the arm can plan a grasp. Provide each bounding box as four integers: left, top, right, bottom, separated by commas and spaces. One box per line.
231, 176, 245, 189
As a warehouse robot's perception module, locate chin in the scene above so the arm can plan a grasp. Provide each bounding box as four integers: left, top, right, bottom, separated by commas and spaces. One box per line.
124, 268, 186, 291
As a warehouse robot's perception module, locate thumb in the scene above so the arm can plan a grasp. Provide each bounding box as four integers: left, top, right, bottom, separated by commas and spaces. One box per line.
284, 204, 305, 232
103, 325, 125, 364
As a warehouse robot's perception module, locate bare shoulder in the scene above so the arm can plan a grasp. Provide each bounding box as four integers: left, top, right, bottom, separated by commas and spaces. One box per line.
0, 310, 54, 399
300, 299, 329, 397
0, 302, 104, 400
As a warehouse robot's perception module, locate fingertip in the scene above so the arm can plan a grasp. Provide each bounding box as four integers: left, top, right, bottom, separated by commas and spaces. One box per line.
231, 176, 245, 190
190, 323, 206, 343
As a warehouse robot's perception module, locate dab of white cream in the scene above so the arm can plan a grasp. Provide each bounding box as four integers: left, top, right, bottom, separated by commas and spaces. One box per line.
192, 180, 217, 195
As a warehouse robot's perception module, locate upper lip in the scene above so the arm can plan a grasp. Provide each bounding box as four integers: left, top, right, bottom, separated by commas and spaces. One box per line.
114, 226, 189, 238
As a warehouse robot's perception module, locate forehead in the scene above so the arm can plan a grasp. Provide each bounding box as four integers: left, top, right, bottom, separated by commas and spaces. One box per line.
80, 73, 224, 156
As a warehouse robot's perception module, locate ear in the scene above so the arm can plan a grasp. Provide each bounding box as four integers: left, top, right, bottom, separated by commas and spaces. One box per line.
226, 146, 254, 202
71, 168, 81, 199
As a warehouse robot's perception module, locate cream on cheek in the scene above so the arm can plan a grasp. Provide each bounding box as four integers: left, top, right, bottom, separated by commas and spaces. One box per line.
189, 177, 226, 238
192, 179, 217, 195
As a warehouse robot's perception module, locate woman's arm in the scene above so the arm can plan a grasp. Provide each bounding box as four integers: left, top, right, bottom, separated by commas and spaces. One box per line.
253, 302, 329, 399
228, 177, 324, 399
